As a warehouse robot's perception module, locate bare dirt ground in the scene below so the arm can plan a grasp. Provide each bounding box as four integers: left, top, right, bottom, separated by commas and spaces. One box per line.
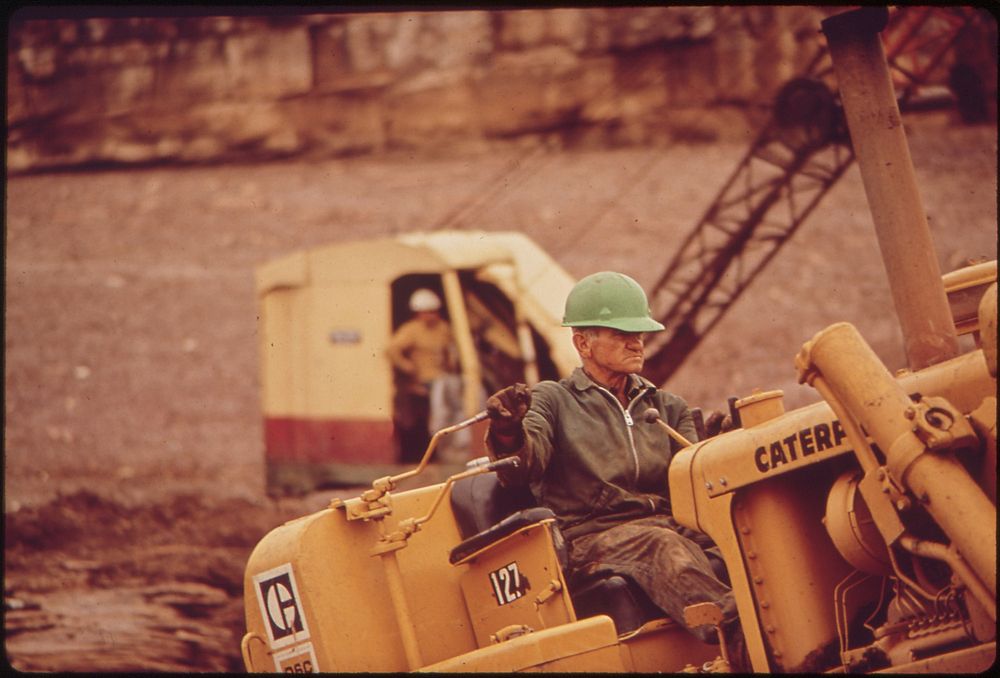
4, 113, 997, 672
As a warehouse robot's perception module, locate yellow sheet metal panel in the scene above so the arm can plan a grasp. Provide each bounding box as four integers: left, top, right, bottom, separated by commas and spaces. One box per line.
675, 350, 996, 501
733, 476, 854, 672
391, 485, 481, 667
942, 260, 997, 335
691, 401, 852, 498
256, 235, 442, 418
307, 280, 392, 418
258, 287, 300, 416
874, 642, 996, 673
243, 484, 478, 672
260, 280, 392, 418
674, 464, 771, 672
455, 521, 574, 647
399, 230, 515, 271
307, 237, 445, 284
418, 615, 625, 672
618, 620, 720, 673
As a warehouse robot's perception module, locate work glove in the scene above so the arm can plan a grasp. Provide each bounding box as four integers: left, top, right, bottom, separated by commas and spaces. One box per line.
486, 383, 532, 438
704, 410, 733, 438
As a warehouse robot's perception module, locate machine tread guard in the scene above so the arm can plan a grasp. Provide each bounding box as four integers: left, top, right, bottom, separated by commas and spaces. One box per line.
449, 506, 558, 564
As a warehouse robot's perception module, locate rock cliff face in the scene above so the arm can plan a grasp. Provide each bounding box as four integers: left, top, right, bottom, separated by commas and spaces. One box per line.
8, 7, 832, 173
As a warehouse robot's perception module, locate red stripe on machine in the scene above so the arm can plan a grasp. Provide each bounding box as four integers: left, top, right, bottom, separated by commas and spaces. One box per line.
264, 417, 395, 464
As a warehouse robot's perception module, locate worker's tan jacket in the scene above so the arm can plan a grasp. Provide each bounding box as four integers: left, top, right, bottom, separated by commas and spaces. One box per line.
385, 317, 455, 389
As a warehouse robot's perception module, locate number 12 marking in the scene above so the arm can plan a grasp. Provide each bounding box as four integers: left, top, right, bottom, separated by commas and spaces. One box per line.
488, 562, 522, 606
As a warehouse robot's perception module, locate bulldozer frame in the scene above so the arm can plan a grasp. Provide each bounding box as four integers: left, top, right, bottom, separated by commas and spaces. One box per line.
242, 7, 996, 673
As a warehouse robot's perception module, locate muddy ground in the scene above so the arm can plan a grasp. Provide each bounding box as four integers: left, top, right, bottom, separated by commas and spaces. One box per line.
4, 113, 997, 672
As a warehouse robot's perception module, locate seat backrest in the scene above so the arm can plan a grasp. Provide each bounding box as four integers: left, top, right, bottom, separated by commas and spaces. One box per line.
450, 464, 537, 540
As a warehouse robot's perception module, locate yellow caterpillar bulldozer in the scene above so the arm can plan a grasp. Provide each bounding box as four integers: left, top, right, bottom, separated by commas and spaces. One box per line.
241, 8, 996, 673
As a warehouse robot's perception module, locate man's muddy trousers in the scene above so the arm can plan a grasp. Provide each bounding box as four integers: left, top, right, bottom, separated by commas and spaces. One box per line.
567, 514, 737, 644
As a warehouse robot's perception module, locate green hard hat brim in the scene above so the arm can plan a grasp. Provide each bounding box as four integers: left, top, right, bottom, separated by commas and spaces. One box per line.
562, 316, 666, 332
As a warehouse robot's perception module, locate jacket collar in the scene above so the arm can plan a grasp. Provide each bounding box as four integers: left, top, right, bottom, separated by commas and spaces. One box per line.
570, 367, 656, 399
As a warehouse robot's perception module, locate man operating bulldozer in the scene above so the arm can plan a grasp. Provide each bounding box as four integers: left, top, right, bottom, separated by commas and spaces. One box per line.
485, 271, 745, 668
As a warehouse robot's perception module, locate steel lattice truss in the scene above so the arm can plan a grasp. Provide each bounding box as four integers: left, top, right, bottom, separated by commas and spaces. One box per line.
642, 6, 985, 386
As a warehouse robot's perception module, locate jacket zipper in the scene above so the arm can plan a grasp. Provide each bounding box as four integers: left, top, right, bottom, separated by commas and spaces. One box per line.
597, 386, 647, 487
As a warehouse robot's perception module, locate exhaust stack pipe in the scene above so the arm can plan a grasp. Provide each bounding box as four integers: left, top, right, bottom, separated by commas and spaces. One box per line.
822, 8, 960, 370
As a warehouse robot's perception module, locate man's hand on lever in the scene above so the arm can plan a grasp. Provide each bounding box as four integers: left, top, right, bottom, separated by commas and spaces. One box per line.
486, 383, 532, 451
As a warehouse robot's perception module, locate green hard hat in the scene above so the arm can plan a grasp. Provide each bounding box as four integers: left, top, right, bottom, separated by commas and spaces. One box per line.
562, 271, 665, 332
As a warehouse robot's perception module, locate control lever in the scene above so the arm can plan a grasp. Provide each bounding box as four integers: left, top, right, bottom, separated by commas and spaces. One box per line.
485, 456, 520, 473
643, 408, 694, 448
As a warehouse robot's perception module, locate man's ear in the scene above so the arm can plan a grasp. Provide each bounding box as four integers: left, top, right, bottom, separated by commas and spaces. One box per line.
572, 330, 591, 358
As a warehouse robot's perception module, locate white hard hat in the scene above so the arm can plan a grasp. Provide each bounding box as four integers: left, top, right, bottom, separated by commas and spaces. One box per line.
409, 288, 442, 313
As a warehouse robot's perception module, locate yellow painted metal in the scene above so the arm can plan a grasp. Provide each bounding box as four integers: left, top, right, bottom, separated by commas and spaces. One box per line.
260, 280, 392, 420
824, 471, 893, 576
734, 389, 785, 428
733, 475, 855, 672
666, 460, 769, 672
380, 542, 425, 670
257, 240, 437, 421
892, 348, 996, 415
441, 269, 482, 419
417, 615, 625, 673
677, 400, 850, 500
798, 322, 996, 598
942, 260, 997, 336
669, 340, 995, 674
243, 484, 479, 672
454, 520, 574, 648
617, 619, 719, 673
240, 631, 268, 671
672, 348, 994, 506
969, 397, 997, 506
980, 282, 998, 376
873, 641, 995, 673
822, 8, 960, 370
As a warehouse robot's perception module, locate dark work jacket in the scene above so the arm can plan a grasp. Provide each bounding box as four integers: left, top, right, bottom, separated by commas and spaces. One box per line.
486, 367, 697, 542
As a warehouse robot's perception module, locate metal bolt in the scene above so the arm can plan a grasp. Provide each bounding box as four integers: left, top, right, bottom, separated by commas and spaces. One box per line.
753, 577, 763, 585
719, 477, 728, 486
766, 625, 776, 634
760, 601, 770, 609
747, 551, 756, 559
740, 526, 750, 535
705, 481, 713, 490
904, 407, 916, 419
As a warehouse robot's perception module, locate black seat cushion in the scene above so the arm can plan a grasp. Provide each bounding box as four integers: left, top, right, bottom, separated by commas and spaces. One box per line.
448, 506, 559, 565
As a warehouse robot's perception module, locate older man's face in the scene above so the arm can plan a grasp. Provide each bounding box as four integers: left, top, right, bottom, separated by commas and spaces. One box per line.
584, 327, 646, 375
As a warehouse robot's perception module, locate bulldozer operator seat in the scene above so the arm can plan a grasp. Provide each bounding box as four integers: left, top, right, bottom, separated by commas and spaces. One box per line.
449, 464, 664, 635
